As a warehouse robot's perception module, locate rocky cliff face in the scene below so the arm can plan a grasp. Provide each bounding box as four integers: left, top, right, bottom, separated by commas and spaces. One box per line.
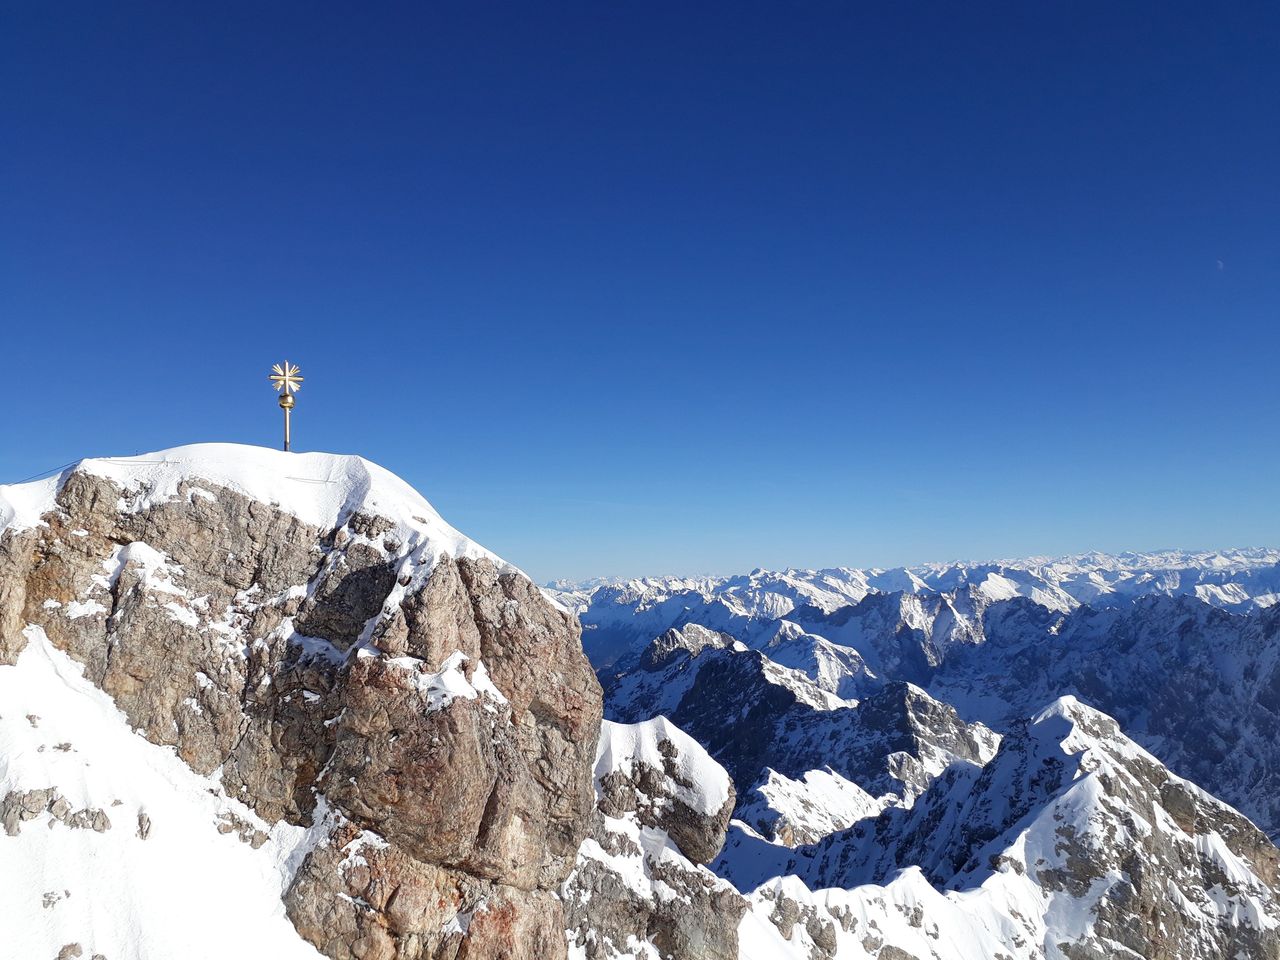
8, 449, 1280, 960
718, 698, 1280, 960
562, 718, 745, 960
933, 595, 1280, 842
0, 445, 602, 960
604, 629, 999, 847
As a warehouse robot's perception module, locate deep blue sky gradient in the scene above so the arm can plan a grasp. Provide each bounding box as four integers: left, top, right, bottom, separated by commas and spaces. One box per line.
3, 2, 1279, 580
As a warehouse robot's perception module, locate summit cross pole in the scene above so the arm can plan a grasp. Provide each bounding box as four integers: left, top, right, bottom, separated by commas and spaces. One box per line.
268, 361, 304, 451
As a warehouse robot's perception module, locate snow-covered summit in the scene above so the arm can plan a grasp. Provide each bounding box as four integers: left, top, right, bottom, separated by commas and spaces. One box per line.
1, 443, 511, 577
0, 442, 601, 959
722, 687, 1280, 960
596, 716, 733, 818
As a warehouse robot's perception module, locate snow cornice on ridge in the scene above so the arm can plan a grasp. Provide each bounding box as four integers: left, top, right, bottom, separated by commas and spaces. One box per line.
1, 442, 518, 580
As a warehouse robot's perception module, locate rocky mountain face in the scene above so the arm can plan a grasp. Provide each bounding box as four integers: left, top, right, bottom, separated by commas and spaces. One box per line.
5, 448, 1279, 960
0, 446, 601, 960
562, 718, 744, 960
721, 698, 1280, 960
782, 593, 1280, 844
581, 558, 1280, 959
931, 596, 1280, 843
604, 625, 999, 846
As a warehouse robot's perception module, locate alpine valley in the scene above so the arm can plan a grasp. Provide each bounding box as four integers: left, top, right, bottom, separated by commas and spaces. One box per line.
2, 444, 1277, 960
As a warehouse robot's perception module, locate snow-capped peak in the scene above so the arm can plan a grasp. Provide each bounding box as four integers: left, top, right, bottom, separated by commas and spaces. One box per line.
1, 443, 513, 579
595, 716, 732, 818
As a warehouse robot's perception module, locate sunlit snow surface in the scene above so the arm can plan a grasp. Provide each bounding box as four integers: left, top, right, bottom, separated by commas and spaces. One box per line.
596, 717, 732, 817
0, 443, 515, 582
720, 696, 1280, 960
0, 627, 324, 959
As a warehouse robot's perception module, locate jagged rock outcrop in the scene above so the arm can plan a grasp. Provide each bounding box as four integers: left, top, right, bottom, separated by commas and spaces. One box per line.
594, 717, 736, 866
606, 632, 998, 846
932, 594, 1280, 842
640, 623, 736, 670
563, 718, 746, 960
568, 556, 1280, 843
0, 445, 603, 959
721, 697, 1280, 960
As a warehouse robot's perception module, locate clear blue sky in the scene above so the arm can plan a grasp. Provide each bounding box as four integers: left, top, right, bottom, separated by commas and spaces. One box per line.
3, 2, 1278, 582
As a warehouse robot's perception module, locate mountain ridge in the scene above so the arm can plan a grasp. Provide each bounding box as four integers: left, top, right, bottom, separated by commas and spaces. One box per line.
548, 546, 1280, 593
3, 444, 1278, 959
1, 442, 602, 959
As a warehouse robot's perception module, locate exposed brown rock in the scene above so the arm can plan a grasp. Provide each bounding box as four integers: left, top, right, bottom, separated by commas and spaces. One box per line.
563, 720, 745, 960
0, 466, 603, 959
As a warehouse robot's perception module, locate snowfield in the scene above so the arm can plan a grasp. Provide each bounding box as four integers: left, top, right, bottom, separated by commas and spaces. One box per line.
0, 627, 325, 960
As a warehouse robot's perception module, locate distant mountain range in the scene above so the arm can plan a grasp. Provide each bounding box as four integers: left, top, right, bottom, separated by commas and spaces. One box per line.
547, 548, 1280, 669
552, 547, 1280, 956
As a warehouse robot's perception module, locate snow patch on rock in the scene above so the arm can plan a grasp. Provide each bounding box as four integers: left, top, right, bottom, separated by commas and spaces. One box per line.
596, 717, 731, 817
0, 626, 325, 959
380, 649, 509, 711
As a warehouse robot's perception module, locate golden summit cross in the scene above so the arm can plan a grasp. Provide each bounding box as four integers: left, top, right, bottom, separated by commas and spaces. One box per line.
269, 361, 304, 451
